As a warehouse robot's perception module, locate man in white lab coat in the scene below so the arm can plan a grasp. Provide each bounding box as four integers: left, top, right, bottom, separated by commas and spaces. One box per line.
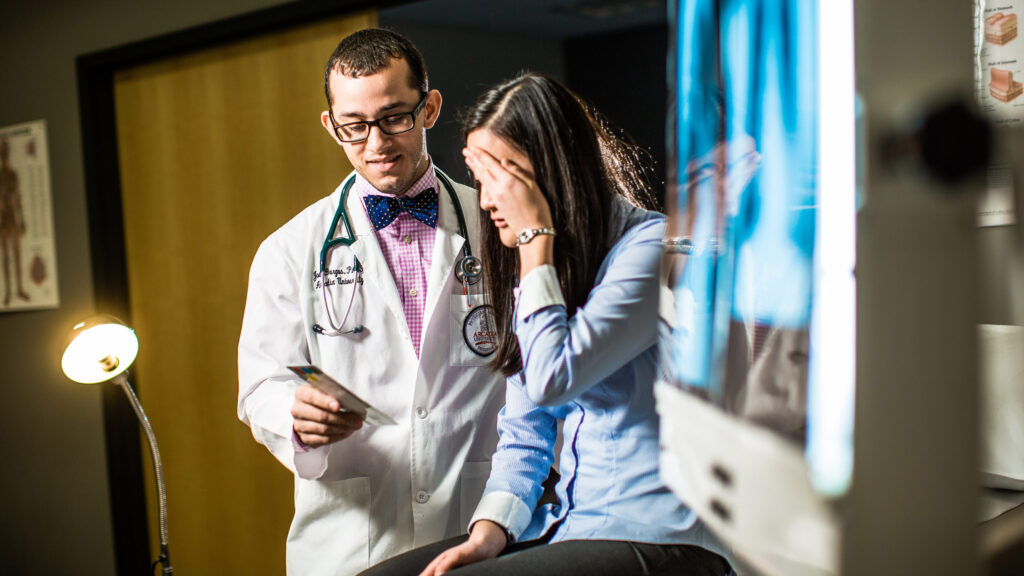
238, 28, 505, 576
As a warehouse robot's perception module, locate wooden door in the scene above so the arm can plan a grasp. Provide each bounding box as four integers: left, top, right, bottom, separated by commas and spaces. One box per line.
113, 10, 376, 574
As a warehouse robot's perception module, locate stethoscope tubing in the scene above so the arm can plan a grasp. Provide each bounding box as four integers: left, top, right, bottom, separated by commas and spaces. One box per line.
314, 168, 477, 336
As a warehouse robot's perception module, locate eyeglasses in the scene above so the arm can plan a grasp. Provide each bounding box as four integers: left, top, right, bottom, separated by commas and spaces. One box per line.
330, 93, 428, 143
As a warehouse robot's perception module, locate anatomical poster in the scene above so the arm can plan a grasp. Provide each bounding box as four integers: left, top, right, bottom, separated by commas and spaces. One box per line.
976, 2, 1022, 226
0, 120, 59, 312
977, 1, 1024, 123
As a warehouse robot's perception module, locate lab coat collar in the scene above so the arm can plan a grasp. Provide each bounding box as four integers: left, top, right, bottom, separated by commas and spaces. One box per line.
422, 170, 469, 343
336, 170, 470, 354
343, 175, 409, 340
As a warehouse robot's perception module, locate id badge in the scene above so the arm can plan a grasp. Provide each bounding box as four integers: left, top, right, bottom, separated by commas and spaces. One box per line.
450, 293, 497, 366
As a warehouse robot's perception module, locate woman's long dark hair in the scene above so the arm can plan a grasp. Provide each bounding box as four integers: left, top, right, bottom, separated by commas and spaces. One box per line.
464, 72, 659, 376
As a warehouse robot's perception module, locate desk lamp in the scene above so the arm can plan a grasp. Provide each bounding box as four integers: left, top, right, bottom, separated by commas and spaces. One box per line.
61, 316, 173, 575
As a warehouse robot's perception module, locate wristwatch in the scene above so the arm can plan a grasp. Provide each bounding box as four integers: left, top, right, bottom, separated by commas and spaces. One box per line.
515, 227, 557, 247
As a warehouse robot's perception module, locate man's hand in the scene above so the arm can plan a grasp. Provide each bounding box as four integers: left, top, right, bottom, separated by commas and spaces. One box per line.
291, 384, 364, 447
418, 520, 507, 576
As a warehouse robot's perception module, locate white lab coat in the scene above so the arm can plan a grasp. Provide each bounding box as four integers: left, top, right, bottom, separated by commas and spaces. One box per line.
238, 170, 505, 576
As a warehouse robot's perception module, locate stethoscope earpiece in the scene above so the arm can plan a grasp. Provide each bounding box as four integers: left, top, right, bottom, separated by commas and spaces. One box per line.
313, 323, 364, 336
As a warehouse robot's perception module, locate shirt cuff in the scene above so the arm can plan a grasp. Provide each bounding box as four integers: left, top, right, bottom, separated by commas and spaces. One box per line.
292, 426, 330, 479
468, 490, 534, 541
294, 444, 330, 479
515, 265, 565, 324
291, 428, 310, 453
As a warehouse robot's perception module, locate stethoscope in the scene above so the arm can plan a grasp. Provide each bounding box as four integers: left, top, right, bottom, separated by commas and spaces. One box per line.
313, 168, 482, 336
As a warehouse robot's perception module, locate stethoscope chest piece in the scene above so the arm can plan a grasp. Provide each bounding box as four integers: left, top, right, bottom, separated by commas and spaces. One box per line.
455, 255, 482, 285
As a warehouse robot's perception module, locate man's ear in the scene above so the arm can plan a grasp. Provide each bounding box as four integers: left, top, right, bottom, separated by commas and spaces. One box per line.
321, 110, 343, 145
423, 90, 443, 130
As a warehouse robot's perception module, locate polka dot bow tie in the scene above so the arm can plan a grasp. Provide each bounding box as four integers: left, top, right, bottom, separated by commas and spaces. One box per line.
364, 188, 439, 231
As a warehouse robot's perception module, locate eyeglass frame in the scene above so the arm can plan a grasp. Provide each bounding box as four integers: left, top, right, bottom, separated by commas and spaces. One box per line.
328, 92, 429, 143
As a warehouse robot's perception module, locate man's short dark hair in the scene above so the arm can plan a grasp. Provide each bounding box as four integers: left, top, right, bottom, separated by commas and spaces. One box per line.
324, 28, 428, 107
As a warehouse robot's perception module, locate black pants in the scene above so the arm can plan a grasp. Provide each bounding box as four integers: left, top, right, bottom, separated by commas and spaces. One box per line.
358, 534, 731, 576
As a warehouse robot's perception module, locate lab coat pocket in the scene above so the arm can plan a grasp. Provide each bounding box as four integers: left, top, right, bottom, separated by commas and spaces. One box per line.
287, 476, 370, 576
460, 461, 492, 530
450, 294, 497, 366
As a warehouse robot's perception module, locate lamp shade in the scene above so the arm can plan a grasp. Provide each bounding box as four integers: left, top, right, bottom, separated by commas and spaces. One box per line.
61, 315, 139, 384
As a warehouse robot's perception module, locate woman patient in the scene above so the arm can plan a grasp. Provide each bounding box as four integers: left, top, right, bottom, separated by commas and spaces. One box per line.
359, 72, 730, 576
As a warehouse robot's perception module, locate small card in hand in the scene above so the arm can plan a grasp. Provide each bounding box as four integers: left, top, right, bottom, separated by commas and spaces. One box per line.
288, 365, 397, 426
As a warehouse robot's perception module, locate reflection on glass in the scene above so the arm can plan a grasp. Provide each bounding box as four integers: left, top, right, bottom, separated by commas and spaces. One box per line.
663, 0, 856, 497
663, 0, 819, 444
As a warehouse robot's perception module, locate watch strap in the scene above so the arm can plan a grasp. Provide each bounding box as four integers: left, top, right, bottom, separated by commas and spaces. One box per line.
515, 226, 557, 247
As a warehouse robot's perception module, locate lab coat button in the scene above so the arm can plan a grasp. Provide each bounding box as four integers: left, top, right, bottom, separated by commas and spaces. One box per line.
415, 490, 430, 503
416, 407, 428, 419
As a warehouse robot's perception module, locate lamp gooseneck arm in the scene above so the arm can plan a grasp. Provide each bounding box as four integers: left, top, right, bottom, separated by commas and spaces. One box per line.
113, 372, 173, 576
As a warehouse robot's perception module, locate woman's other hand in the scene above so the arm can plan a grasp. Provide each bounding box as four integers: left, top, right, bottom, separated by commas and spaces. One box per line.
418, 519, 508, 576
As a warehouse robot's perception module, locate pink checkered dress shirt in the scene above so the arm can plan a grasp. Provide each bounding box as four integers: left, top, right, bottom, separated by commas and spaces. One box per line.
355, 164, 437, 356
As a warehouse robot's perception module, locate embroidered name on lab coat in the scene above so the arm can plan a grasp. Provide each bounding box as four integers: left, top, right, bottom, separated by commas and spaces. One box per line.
313, 267, 363, 289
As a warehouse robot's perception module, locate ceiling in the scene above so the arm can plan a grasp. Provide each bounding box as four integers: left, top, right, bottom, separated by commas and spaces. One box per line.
380, 0, 666, 38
